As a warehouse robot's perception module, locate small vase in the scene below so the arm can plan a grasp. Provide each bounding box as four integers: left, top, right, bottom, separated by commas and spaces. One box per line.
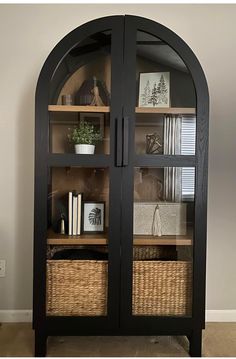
75, 144, 95, 154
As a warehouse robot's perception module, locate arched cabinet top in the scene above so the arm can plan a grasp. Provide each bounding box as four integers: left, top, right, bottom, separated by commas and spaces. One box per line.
36, 15, 209, 114
36, 16, 123, 104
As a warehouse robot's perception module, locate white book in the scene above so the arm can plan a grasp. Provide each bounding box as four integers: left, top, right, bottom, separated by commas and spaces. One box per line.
68, 192, 73, 236
77, 194, 82, 235
72, 195, 78, 235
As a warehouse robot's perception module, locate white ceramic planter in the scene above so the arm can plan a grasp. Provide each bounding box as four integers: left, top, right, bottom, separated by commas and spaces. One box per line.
75, 144, 95, 154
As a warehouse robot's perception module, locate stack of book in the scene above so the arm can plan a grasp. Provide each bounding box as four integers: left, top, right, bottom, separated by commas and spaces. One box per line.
68, 191, 82, 236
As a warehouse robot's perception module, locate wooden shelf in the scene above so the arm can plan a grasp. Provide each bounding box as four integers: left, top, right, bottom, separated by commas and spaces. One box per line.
48, 105, 110, 113
47, 229, 192, 246
48, 105, 195, 115
135, 107, 195, 114
47, 230, 107, 245
133, 235, 192, 246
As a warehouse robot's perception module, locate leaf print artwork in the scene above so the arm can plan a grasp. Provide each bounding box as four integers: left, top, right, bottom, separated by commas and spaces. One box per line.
83, 202, 105, 232
89, 207, 101, 226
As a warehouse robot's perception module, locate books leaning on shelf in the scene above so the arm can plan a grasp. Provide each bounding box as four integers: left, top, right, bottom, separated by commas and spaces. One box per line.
68, 191, 82, 236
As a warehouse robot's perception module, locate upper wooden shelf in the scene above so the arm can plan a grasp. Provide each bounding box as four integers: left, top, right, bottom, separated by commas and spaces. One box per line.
47, 229, 192, 246
48, 105, 195, 115
48, 105, 110, 113
136, 107, 195, 114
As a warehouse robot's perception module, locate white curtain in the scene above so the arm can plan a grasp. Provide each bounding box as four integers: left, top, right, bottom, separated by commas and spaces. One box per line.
163, 115, 182, 202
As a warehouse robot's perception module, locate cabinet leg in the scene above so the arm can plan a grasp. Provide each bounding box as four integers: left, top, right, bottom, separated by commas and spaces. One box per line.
35, 331, 47, 357
189, 329, 202, 357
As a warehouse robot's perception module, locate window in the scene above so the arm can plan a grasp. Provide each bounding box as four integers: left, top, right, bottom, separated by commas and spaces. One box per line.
181, 117, 196, 199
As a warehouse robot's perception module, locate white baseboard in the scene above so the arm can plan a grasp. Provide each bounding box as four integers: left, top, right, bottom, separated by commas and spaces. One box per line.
0, 310, 236, 323
0, 310, 32, 323
206, 310, 236, 322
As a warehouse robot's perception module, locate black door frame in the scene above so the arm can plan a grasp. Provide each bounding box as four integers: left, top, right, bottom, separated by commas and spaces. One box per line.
120, 15, 209, 334
34, 16, 125, 353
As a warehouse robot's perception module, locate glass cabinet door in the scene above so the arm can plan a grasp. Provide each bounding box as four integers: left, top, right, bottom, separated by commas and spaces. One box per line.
44, 25, 123, 320
120, 24, 197, 324
132, 166, 194, 317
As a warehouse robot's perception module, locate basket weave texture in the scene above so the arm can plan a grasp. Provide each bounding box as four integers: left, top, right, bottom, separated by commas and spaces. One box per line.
132, 261, 192, 316
133, 246, 176, 260
47, 260, 108, 316
47, 258, 192, 317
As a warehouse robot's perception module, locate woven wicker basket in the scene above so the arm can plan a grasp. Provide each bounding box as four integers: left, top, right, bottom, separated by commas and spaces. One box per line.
132, 261, 192, 316
47, 258, 191, 317
133, 246, 176, 260
47, 260, 108, 316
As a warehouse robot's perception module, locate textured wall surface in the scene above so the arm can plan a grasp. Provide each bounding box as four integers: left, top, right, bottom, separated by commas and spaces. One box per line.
0, 4, 235, 310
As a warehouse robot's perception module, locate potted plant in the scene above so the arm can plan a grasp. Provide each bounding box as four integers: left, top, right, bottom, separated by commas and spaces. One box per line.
68, 121, 102, 154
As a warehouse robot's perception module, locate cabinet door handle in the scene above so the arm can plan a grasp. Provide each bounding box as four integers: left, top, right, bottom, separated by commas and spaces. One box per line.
123, 117, 129, 166
116, 117, 122, 167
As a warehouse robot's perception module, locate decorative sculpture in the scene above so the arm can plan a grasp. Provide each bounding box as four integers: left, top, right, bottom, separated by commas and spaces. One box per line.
75, 76, 110, 106
90, 76, 105, 106
146, 132, 162, 154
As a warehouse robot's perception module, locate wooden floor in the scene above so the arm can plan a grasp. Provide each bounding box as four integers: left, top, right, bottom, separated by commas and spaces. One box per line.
0, 322, 236, 357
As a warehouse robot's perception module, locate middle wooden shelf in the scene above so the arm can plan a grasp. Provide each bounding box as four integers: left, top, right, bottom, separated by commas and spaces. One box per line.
47, 229, 192, 246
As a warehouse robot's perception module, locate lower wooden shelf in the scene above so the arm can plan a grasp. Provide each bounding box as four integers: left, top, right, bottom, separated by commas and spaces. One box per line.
134, 235, 192, 246
47, 229, 192, 246
47, 229, 107, 245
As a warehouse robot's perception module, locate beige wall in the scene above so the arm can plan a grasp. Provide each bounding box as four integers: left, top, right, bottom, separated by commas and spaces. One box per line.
0, 4, 235, 311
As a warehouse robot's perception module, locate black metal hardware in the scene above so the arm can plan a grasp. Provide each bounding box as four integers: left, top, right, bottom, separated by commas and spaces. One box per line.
116, 117, 123, 167
122, 116, 129, 166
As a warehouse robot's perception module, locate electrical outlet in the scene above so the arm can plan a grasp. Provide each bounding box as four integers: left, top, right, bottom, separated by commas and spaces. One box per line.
0, 260, 6, 277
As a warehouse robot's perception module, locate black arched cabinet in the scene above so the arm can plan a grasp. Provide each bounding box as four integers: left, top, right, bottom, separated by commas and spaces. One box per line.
34, 15, 209, 357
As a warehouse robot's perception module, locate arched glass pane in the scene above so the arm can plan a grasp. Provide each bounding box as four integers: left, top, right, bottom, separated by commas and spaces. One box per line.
132, 30, 195, 317
135, 31, 196, 156
47, 30, 112, 318
49, 31, 111, 154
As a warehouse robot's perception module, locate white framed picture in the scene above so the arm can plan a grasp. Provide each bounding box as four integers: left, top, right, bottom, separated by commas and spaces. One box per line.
83, 201, 105, 233
138, 72, 170, 108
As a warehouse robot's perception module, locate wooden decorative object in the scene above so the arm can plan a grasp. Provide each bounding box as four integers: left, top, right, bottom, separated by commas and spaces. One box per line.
75, 76, 110, 106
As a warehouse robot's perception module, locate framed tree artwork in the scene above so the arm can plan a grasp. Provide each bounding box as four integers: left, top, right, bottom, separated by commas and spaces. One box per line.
138, 72, 170, 108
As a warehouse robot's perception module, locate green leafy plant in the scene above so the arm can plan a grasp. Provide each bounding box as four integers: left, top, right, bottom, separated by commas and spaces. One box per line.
68, 121, 102, 145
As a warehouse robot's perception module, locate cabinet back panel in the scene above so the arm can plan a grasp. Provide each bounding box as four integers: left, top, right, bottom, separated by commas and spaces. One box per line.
51, 167, 109, 227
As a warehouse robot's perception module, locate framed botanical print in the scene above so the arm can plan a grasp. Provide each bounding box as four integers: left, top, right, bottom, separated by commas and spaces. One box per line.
138, 72, 170, 108
82, 201, 105, 233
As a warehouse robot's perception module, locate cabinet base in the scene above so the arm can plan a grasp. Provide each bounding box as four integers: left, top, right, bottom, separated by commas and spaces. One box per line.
35, 331, 47, 357
34, 331, 202, 357
189, 329, 202, 357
